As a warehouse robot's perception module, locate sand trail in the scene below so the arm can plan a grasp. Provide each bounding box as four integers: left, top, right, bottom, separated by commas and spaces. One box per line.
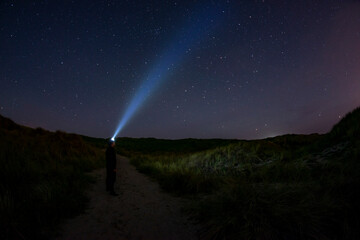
57, 155, 199, 240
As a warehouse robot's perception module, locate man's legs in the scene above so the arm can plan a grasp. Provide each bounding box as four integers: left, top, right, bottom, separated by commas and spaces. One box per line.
108, 171, 118, 196
106, 169, 112, 192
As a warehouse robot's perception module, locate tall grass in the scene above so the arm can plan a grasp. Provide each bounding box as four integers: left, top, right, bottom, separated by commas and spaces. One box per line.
0, 116, 105, 239
128, 107, 360, 239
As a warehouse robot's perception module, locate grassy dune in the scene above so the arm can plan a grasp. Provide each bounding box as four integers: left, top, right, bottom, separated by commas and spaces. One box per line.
0, 116, 105, 239
124, 107, 360, 239
1, 106, 359, 239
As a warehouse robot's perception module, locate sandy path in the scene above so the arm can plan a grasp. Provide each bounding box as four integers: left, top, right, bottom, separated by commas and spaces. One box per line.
56, 155, 200, 240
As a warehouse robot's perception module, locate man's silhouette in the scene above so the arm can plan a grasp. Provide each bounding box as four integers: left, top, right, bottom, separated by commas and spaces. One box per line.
106, 139, 118, 196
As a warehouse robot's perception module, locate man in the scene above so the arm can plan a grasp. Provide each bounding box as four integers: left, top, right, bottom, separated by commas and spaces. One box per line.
106, 139, 118, 196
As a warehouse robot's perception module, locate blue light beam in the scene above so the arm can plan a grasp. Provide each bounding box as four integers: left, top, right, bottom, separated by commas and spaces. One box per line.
112, 5, 224, 139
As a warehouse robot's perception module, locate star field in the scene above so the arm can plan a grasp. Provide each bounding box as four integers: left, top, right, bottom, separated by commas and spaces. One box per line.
1, 0, 359, 139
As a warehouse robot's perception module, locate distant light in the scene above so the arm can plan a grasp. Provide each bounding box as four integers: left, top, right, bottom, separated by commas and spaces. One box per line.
265, 133, 281, 138
111, 137, 115, 141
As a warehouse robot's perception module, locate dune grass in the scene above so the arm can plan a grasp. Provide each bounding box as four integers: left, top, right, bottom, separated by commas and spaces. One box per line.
0, 116, 105, 239
2, 106, 359, 239
127, 107, 360, 239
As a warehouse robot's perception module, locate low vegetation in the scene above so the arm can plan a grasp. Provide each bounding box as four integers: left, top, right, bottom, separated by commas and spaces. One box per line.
1, 106, 359, 239
125, 107, 360, 239
0, 116, 105, 239
116, 137, 238, 156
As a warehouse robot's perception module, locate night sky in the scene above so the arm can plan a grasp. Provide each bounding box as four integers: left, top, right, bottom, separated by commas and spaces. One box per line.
1, 0, 359, 139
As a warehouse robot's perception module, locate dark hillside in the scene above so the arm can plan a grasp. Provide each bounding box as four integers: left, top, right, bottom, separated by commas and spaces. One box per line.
116, 137, 238, 156
128, 107, 360, 239
80, 134, 107, 149
0, 115, 104, 239
328, 107, 360, 142
0, 114, 22, 131
269, 133, 323, 150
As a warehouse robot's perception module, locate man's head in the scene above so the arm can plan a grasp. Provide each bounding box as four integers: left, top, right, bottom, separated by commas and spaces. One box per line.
108, 139, 115, 147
